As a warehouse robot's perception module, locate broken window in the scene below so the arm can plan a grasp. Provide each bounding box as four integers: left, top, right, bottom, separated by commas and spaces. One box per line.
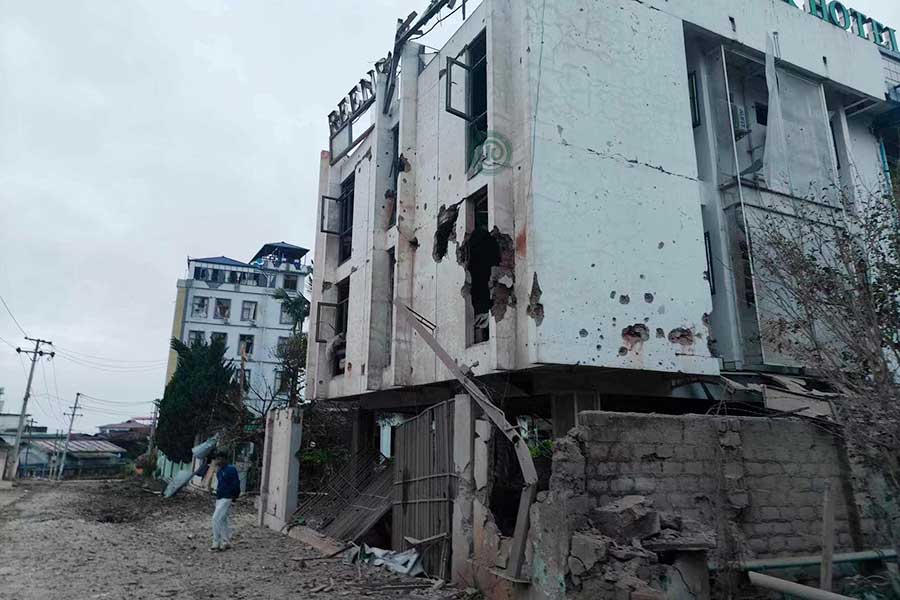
239, 334, 254, 356
461, 188, 497, 345
241, 301, 257, 321
187, 330, 205, 346
191, 297, 209, 318
283, 274, 299, 291
214, 298, 231, 320
332, 278, 350, 375
210, 332, 227, 346
210, 269, 225, 283
446, 29, 488, 175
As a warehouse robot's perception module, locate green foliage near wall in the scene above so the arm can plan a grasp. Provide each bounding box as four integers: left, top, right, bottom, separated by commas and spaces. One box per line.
155, 337, 242, 463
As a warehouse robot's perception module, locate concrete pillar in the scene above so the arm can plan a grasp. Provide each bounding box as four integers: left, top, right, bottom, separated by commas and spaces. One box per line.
451, 394, 475, 584
258, 405, 303, 531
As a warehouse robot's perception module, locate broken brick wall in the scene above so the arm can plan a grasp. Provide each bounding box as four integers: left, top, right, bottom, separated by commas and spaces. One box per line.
576, 412, 874, 559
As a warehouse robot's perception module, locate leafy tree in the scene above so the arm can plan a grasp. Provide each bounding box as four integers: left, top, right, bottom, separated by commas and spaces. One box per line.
274, 288, 310, 334
156, 337, 242, 463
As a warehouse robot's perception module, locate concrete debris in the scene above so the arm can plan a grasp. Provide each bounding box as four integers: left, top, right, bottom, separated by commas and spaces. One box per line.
641, 529, 716, 553
590, 496, 660, 543
568, 532, 608, 575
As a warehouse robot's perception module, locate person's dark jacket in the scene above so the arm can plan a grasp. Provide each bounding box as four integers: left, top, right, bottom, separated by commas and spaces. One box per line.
216, 464, 241, 500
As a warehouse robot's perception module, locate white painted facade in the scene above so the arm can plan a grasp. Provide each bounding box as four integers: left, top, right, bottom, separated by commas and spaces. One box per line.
307, 0, 897, 401
170, 244, 310, 404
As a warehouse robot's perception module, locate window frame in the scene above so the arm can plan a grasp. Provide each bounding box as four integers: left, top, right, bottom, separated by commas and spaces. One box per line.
187, 330, 205, 346
191, 296, 209, 318
241, 301, 258, 321
238, 334, 255, 356
283, 274, 299, 292
214, 298, 232, 320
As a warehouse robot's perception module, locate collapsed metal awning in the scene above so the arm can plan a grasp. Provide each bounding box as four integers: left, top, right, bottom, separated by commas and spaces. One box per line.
719, 372, 836, 419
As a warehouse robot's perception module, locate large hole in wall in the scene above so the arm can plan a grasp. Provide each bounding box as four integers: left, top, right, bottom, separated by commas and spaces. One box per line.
458, 188, 497, 345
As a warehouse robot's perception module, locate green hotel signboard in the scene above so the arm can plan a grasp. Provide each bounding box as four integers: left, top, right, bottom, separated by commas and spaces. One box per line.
781, 0, 897, 52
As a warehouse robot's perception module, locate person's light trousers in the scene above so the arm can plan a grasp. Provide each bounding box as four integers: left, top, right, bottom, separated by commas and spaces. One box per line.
212, 498, 233, 546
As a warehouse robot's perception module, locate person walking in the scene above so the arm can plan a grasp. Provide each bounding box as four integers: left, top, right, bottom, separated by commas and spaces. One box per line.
208, 450, 241, 551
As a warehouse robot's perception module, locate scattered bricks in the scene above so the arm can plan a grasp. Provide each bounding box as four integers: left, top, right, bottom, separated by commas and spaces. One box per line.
568, 533, 608, 575
591, 496, 661, 542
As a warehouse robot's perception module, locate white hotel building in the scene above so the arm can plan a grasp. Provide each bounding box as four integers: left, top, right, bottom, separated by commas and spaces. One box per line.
166, 242, 311, 401
307, 0, 900, 420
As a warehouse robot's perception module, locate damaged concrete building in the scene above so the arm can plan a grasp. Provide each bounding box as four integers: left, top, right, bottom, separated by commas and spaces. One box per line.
293, 0, 900, 597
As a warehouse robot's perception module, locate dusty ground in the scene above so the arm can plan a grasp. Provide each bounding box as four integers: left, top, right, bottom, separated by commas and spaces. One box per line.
0, 480, 464, 600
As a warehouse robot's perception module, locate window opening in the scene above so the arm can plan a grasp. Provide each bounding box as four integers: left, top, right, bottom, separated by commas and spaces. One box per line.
192, 297, 209, 318
214, 298, 231, 320
446, 30, 488, 174
704, 232, 716, 295
386, 249, 396, 365
210, 332, 227, 346
283, 274, 299, 291
339, 175, 355, 263
188, 330, 205, 346
241, 301, 257, 321
332, 278, 350, 375
239, 334, 255, 356
689, 71, 701, 128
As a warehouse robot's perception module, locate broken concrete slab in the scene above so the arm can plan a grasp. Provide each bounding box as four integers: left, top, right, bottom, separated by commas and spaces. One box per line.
642, 529, 716, 553
568, 532, 609, 575
591, 495, 660, 542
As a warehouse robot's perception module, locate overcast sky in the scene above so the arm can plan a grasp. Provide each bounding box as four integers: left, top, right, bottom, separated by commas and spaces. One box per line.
1, 0, 898, 434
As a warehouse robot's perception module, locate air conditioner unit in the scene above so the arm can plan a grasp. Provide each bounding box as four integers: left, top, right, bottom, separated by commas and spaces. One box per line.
732, 104, 750, 140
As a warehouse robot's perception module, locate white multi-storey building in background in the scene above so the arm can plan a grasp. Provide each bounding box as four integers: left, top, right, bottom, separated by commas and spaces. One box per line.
166, 242, 310, 404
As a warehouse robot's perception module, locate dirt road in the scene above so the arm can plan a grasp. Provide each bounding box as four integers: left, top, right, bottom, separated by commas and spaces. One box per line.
0, 480, 462, 600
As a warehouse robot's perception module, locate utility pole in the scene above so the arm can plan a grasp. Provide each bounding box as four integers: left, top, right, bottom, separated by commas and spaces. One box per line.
7, 337, 53, 480
57, 393, 82, 481
147, 400, 159, 456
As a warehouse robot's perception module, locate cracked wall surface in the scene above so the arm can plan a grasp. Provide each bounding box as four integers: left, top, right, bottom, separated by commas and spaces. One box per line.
521, 0, 718, 376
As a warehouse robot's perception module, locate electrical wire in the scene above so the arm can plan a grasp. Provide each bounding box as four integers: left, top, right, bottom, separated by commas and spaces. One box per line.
0, 333, 17, 351
80, 393, 154, 406
52, 344, 167, 364
54, 353, 166, 374
0, 293, 27, 337
410, 3, 464, 41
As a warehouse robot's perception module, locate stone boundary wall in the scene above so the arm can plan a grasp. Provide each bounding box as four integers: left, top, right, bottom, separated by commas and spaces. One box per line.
575, 411, 862, 558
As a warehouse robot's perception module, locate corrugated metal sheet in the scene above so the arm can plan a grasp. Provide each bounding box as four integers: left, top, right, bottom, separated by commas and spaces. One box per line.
33, 439, 126, 454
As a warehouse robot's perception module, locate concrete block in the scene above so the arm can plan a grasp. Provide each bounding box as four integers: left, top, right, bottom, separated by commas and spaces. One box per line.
591, 495, 660, 542
719, 431, 742, 448
569, 533, 608, 575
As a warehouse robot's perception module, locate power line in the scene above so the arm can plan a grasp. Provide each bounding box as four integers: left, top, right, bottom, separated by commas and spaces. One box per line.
52, 344, 167, 364
54, 353, 166, 374
79, 393, 154, 406
0, 294, 27, 337
0, 333, 17, 351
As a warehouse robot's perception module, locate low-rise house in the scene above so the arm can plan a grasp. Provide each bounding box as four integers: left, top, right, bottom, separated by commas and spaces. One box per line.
1, 433, 128, 479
